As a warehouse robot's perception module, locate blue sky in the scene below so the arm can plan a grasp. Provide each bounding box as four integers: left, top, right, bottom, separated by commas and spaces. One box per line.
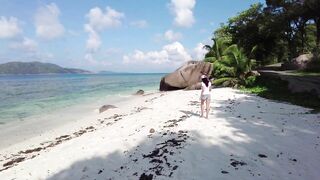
0, 0, 264, 73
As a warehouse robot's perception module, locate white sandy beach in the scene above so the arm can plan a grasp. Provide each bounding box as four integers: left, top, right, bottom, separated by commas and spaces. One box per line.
0, 88, 319, 180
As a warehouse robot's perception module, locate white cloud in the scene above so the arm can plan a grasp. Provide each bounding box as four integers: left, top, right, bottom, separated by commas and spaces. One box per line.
169, 0, 196, 28
164, 30, 183, 42
84, 6, 124, 55
84, 7, 124, 67
130, 20, 148, 28
84, 25, 101, 52
35, 3, 65, 40
86, 6, 124, 32
0, 16, 22, 38
10, 37, 38, 52
192, 43, 207, 60
123, 41, 191, 65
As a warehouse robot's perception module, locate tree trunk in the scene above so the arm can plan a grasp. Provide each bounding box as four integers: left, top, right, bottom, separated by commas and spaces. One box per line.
298, 21, 306, 53
316, 17, 320, 48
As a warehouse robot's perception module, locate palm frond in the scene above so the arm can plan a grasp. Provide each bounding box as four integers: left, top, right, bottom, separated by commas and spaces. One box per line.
204, 57, 218, 63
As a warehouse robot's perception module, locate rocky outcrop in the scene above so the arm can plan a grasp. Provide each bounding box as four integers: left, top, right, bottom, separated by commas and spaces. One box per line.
99, 105, 117, 113
281, 54, 313, 70
159, 61, 213, 91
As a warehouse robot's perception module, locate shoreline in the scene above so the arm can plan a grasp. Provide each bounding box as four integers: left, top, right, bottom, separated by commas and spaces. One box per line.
0, 88, 319, 179
0, 89, 159, 150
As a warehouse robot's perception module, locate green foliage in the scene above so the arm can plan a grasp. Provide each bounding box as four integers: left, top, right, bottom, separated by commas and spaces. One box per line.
204, 35, 257, 87
223, 44, 252, 76
203, 57, 217, 63
240, 85, 267, 94
244, 75, 257, 87
212, 77, 240, 87
210, 43, 256, 80
208, 0, 320, 67
212, 77, 233, 86
204, 0, 320, 86
212, 60, 235, 77
204, 37, 230, 60
204, 1, 320, 109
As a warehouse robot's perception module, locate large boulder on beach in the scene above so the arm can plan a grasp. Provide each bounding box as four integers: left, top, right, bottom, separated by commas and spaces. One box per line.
159, 61, 213, 91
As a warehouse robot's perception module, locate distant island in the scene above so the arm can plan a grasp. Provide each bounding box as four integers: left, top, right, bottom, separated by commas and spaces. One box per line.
98, 71, 122, 74
0, 61, 91, 74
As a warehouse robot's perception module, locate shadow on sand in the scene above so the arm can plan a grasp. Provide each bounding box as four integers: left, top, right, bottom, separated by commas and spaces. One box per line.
47, 91, 320, 180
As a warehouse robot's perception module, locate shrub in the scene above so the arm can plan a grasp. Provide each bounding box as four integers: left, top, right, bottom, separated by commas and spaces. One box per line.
244, 75, 257, 87
212, 77, 239, 87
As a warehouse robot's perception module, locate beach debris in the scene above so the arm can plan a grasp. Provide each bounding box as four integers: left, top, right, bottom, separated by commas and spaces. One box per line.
115, 129, 189, 178
19, 147, 42, 154
3, 157, 25, 167
139, 173, 153, 180
221, 170, 229, 174
145, 97, 158, 102
149, 128, 155, 133
289, 158, 297, 162
99, 104, 117, 113
230, 159, 247, 168
98, 169, 103, 174
1, 112, 129, 172
135, 106, 151, 112
258, 154, 268, 158
1, 125, 98, 171
141, 130, 189, 177
163, 115, 189, 128
135, 89, 145, 95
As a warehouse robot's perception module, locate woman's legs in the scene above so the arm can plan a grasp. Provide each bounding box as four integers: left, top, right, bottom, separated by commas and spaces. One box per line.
205, 98, 211, 119
200, 99, 205, 117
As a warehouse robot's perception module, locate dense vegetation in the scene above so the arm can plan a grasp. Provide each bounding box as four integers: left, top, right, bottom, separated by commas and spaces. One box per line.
206, 0, 320, 65
0, 62, 90, 74
205, 0, 320, 82
204, 0, 320, 110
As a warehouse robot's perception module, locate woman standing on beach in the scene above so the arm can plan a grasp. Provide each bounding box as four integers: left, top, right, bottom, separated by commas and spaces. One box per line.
200, 75, 212, 119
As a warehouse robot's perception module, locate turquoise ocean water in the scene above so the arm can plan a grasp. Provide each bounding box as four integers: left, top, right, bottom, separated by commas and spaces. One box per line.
0, 73, 165, 124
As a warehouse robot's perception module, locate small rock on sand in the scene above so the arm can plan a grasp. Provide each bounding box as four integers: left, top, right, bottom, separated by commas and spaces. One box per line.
99, 105, 117, 113
135, 89, 144, 95
149, 128, 155, 133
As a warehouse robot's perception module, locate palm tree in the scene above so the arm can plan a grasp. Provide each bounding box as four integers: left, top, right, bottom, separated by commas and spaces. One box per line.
203, 37, 229, 62
203, 37, 257, 87
214, 44, 256, 79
